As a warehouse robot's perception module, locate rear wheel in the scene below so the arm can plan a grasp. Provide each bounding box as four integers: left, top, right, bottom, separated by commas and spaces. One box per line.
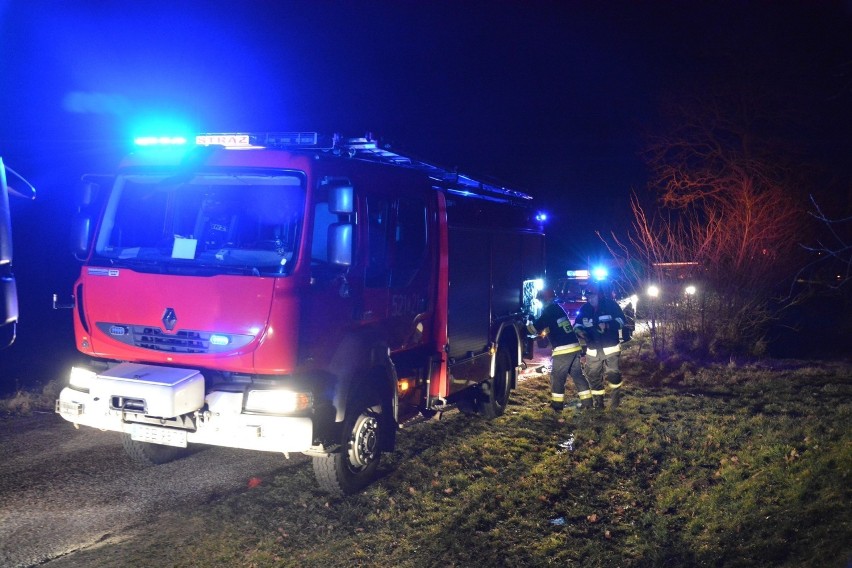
477, 348, 513, 419
313, 393, 384, 495
121, 433, 193, 466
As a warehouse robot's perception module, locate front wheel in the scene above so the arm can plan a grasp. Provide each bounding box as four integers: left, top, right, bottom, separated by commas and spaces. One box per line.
313, 394, 384, 495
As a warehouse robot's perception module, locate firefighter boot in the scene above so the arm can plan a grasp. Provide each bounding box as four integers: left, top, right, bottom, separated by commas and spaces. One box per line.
592, 395, 604, 410
579, 398, 593, 411
550, 401, 564, 412
610, 389, 623, 409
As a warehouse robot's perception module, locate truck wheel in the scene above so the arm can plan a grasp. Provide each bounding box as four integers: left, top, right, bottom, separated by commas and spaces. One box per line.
121, 433, 192, 466
312, 393, 384, 495
477, 348, 513, 419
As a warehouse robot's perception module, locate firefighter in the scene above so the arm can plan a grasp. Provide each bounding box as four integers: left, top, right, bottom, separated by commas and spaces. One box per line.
574, 280, 627, 409
527, 288, 590, 411
621, 299, 635, 342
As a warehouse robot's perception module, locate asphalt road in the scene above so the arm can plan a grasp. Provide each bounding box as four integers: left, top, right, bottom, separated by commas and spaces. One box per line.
0, 412, 305, 568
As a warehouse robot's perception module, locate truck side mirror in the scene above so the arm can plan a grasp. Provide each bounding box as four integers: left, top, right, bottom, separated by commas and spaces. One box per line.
328, 184, 354, 214
71, 214, 93, 260
328, 223, 352, 266
70, 175, 112, 261
78, 175, 111, 207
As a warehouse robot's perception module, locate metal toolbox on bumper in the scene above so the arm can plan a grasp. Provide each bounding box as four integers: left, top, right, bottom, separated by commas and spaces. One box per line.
91, 362, 204, 418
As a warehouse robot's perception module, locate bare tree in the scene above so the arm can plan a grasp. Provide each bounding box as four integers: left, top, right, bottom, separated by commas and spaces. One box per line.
793, 194, 852, 291
608, 92, 810, 358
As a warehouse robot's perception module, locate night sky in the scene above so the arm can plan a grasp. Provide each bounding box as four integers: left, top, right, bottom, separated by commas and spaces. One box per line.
1, 1, 851, 391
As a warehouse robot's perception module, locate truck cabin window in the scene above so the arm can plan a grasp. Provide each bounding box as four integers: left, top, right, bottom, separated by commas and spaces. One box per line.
93, 173, 305, 275
366, 195, 427, 289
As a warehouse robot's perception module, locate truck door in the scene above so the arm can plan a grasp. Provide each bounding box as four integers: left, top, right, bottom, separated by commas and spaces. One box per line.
364, 193, 430, 352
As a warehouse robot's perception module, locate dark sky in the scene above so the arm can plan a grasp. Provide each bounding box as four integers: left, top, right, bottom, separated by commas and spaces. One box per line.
1, 0, 851, 388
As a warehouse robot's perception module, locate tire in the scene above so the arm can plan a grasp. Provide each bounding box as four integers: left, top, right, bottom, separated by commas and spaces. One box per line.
312, 393, 384, 495
477, 348, 513, 419
121, 433, 193, 466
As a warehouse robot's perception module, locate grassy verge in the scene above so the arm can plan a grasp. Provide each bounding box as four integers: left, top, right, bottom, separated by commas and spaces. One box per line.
8, 351, 852, 567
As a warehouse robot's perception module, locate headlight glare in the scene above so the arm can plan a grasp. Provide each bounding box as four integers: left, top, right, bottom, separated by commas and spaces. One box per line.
69, 367, 97, 391
244, 389, 312, 415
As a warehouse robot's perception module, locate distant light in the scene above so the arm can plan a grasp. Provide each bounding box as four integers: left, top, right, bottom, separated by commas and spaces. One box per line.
647, 285, 660, 298
685, 285, 696, 295
535, 212, 548, 223
592, 266, 608, 281
534, 278, 544, 291
134, 136, 187, 146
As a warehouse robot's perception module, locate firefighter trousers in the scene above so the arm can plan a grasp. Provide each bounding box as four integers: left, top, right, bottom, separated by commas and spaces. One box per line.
551, 352, 589, 406
583, 349, 621, 398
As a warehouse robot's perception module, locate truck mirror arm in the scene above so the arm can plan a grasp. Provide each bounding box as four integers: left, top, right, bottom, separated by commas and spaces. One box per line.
5, 166, 37, 201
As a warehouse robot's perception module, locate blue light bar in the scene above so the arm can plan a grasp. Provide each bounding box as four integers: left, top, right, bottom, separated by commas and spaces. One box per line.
592, 266, 608, 281
134, 136, 188, 146
195, 132, 320, 148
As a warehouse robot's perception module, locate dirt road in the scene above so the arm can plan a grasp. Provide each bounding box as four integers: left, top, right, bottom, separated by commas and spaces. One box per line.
0, 412, 305, 567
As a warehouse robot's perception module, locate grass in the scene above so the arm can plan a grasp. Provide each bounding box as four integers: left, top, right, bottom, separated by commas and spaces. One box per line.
4, 348, 851, 567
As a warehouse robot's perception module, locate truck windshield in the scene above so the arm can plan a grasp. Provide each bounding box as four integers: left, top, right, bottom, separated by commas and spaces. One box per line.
92, 172, 305, 275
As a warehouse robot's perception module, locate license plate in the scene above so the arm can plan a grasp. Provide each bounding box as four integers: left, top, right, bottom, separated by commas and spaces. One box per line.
56, 400, 83, 416
131, 424, 188, 447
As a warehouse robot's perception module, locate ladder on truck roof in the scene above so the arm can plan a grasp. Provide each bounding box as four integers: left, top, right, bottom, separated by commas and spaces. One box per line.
337, 136, 533, 205
196, 132, 533, 205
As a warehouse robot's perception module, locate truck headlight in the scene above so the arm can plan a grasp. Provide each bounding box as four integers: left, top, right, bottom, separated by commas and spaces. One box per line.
69, 366, 97, 392
244, 389, 312, 415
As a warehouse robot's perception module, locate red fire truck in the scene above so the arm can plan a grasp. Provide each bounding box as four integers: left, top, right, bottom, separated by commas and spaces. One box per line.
55, 132, 545, 494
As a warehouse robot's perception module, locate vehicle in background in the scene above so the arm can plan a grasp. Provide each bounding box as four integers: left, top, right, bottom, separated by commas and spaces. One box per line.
0, 157, 36, 350
555, 267, 637, 341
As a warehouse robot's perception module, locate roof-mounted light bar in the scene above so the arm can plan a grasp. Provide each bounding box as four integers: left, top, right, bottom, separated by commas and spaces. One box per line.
134, 136, 187, 146
195, 132, 320, 149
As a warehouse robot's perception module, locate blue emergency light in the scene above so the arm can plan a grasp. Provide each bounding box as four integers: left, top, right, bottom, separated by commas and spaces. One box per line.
592, 266, 608, 281
134, 136, 188, 146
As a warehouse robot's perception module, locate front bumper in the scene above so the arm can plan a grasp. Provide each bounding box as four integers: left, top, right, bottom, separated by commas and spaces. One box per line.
55, 366, 314, 454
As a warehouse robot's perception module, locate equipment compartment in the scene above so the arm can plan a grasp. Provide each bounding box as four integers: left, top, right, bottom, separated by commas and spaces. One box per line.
92, 362, 204, 418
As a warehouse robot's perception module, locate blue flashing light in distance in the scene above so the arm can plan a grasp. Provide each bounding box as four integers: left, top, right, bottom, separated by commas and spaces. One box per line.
535, 212, 548, 223
592, 266, 608, 281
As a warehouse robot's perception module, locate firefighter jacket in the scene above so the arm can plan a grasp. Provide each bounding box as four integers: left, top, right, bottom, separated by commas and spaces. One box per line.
527, 301, 582, 356
574, 298, 626, 352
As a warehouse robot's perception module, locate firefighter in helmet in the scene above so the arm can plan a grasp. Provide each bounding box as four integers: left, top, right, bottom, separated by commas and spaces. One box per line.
573, 280, 627, 409
527, 288, 591, 411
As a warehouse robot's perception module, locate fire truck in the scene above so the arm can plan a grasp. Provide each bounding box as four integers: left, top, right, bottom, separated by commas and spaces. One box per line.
55, 132, 545, 494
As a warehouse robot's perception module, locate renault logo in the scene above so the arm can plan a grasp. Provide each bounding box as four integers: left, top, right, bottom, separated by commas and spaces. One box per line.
162, 307, 177, 331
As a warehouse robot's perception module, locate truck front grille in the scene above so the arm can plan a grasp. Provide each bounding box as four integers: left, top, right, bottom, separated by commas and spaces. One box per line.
95, 322, 255, 354
134, 327, 209, 353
